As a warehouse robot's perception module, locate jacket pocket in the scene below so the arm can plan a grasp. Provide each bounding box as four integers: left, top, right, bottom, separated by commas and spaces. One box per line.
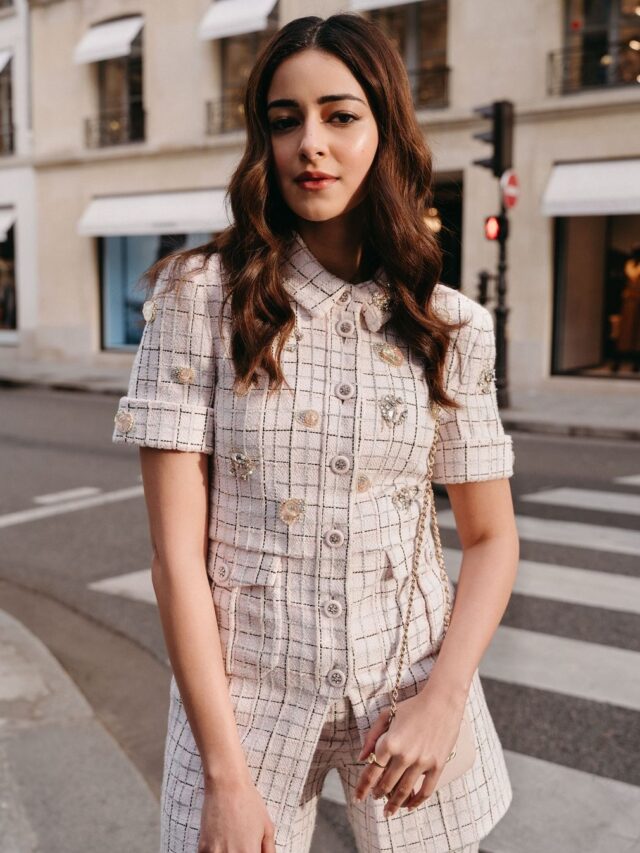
377, 541, 438, 663
208, 540, 283, 681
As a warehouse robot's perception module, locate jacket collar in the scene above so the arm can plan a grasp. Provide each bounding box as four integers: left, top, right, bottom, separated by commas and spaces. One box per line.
280, 230, 394, 332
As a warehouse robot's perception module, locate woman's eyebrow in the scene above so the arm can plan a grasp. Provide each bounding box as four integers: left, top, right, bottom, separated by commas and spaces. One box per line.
266, 94, 367, 111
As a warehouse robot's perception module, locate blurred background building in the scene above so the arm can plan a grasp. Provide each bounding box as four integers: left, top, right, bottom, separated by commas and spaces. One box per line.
0, 0, 639, 386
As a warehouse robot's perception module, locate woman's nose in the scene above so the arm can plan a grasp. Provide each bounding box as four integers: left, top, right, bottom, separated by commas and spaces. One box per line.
297, 120, 327, 159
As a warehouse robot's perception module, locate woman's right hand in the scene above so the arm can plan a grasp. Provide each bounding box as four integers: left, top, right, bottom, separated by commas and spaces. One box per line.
198, 774, 276, 853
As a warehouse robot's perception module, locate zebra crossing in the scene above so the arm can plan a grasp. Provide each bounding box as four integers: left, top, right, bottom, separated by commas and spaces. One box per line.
84, 473, 640, 853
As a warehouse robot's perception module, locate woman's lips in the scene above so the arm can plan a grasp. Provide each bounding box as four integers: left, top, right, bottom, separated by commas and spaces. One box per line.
295, 177, 338, 190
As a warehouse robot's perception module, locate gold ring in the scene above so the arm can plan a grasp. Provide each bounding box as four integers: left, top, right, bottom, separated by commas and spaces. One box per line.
366, 752, 387, 769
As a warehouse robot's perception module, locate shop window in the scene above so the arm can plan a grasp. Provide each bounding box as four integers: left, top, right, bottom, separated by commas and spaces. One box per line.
552, 214, 640, 376
0, 222, 16, 331
101, 232, 214, 349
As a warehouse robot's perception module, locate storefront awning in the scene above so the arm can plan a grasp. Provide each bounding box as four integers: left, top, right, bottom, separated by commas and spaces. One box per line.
198, 0, 278, 40
348, 0, 413, 10
0, 49, 12, 74
541, 159, 640, 216
0, 208, 16, 242
77, 189, 232, 237
73, 16, 144, 64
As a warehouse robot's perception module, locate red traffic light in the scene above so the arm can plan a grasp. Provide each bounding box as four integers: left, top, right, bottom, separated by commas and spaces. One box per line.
484, 214, 509, 241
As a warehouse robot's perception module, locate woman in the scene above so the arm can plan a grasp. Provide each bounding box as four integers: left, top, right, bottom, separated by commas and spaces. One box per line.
112, 12, 519, 853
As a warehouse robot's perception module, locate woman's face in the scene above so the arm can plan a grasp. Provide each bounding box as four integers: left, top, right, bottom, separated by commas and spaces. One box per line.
266, 49, 379, 224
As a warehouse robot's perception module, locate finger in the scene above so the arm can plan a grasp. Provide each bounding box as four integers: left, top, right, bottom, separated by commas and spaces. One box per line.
403, 765, 440, 810
356, 708, 393, 761
371, 753, 407, 801
354, 762, 386, 802
380, 764, 424, 817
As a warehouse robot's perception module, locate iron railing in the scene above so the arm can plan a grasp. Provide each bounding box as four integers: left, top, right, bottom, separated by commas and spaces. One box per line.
205, 93, 245, 135
84, 98, 145, 148
407, 65, 450, 109
547, 40, 640, 95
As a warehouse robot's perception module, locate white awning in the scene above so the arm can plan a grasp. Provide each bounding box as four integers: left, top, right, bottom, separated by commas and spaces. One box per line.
349, 0, 413, 11
198, 0, 278, 41
0, 208, 16, 242
73, 16, 144, 64
77, 189, 232, 237
0, 49, 12, 75
541, 159, 640, 216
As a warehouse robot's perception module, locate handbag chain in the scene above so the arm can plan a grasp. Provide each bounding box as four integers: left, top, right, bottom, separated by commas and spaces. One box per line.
386, 401, 452, 724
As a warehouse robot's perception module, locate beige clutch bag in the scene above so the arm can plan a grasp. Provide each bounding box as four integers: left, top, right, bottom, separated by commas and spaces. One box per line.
373, 401, 477, 795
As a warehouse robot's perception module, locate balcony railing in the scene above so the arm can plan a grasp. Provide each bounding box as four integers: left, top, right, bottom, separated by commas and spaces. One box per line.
0, 121, 14, 155
84, 98, 146, 148
407, 65, 450, 110
205, 93, 245, 136
547, 40, 640, 95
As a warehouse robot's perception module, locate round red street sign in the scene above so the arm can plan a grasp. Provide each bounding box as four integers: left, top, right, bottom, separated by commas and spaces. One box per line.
500, 169, 519, 209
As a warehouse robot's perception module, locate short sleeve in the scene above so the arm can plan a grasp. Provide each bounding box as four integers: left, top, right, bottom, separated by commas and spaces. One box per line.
431, 304, 514, 484
112, 260, 216, 453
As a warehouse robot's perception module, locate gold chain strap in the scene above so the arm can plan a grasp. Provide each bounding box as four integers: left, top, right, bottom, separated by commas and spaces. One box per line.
386, 402, 451, 724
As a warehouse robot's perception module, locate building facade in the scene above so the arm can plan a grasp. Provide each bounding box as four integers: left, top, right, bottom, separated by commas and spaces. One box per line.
2, 0, 639, 387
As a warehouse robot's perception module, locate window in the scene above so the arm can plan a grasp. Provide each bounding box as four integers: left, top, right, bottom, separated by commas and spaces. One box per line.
80, 20, 145, 147
548, 0, 640, 94
0, 53, 14, 155
206, 2, 280, 134
365, 1, 449, 109
101, 232, 214, 349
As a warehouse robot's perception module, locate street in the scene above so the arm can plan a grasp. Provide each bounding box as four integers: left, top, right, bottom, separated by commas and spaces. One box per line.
1, 384, 639, 852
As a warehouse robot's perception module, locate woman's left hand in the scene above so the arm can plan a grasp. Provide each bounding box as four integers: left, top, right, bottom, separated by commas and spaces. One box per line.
353, 685, 467, 816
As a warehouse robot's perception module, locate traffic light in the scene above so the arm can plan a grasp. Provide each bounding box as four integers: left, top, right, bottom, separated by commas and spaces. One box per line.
472, 100, 514, 178
484, 214, 509, 241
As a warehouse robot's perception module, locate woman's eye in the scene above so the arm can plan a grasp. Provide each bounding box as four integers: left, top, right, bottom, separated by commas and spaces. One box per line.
269, 112, 359, 132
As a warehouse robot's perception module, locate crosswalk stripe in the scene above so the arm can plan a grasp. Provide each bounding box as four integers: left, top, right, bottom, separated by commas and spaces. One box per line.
88, 569, 156, 605
613, 474, 640, 487
437, 509, 640, 557
321, 751, 640, 852
521, 487, 640, 516
0, 485, 144, 529
34, 487, 102, 505
481, 625, 640, 711
442, 547, 640, 615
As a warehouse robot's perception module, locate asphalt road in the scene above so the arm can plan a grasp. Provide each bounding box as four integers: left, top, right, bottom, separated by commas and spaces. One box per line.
1, 384, 639, 852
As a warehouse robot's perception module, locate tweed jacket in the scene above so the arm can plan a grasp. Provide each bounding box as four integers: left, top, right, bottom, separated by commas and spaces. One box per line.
112, 232, 515, 851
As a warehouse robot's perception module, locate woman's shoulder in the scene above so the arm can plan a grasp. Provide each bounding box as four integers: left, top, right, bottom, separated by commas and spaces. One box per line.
432, 281, 494, 335
152, 250, 225, 305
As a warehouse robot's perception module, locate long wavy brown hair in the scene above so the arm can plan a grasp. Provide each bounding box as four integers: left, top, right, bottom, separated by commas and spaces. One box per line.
141, 12, 466, 410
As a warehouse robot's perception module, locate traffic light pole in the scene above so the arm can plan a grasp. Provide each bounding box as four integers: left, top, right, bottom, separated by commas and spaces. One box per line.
495, 199, 510, 410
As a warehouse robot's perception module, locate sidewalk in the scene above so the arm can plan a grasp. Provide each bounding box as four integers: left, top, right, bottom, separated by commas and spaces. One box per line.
1, 355, 639, 441
0, 608, 159, 853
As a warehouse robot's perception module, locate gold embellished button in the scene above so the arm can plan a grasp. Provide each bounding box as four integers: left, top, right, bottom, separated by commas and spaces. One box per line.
172, 365, 195, 384
295, 408, 320, 427
391, 484, 419, 511
284, 324, 303, 351
142, 300, 157, 323
356, 474, 371, 493
114, 410, 134, 433
278, 497, 306, 525
373, 342, 404, 367
369, 286, 392, 313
